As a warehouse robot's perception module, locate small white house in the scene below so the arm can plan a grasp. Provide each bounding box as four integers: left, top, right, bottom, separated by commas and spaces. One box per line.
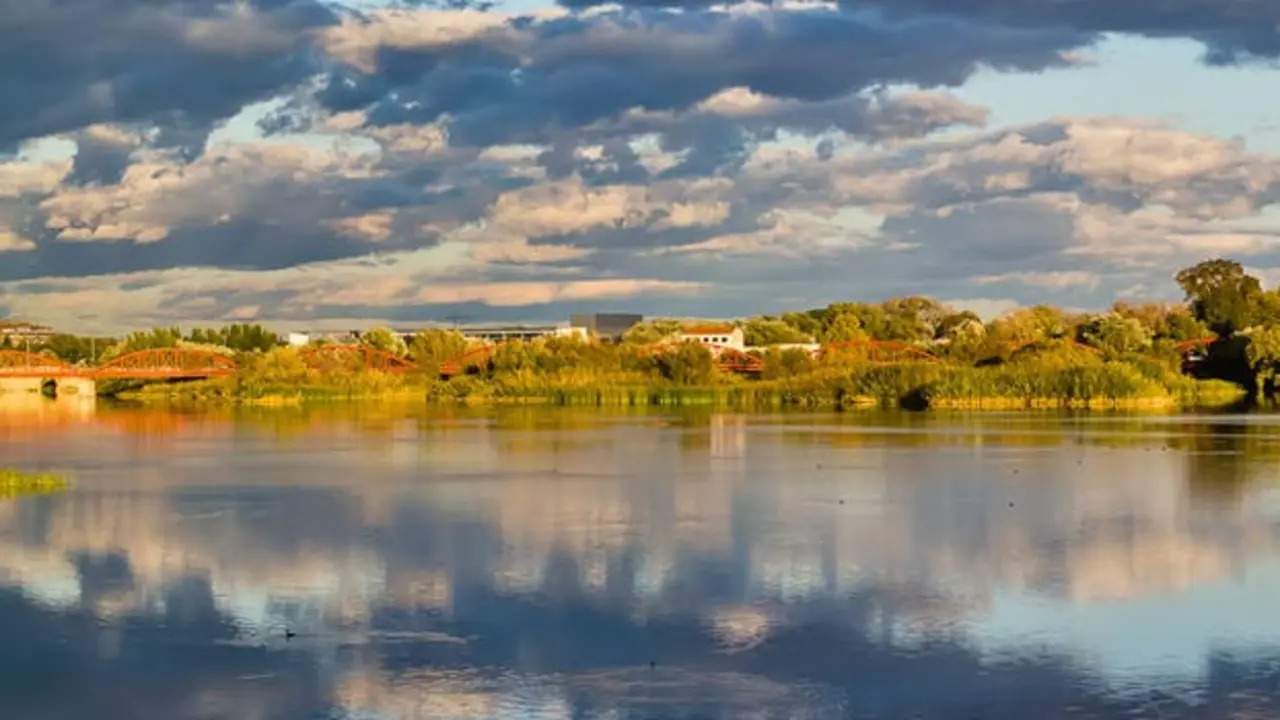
286, 332, 311, 347
678, 325, 746, 353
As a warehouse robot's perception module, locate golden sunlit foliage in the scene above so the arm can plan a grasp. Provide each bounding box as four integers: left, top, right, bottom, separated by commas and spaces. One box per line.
11, 258, 1280, 409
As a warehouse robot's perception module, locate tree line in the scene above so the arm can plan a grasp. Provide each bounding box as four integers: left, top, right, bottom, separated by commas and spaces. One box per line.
4, 257, 1277, 390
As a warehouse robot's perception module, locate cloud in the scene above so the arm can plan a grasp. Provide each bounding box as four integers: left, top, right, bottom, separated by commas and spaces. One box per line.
306, 6, 1079, 150
0, 0, 338, 152
556, 0, 1280, 64
1, 3, 1280, 331
7, 418, 1280, 717
863, 0, 1280, 62
5, 112, 1280, 331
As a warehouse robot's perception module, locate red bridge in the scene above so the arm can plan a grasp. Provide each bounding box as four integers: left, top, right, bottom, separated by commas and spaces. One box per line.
1174, 336, 1218, 354
0, 339, 951, 384
0, 349, 239, 380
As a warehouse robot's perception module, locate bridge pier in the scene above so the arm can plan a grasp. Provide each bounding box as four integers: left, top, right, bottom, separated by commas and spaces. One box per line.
0, 377, 97, 397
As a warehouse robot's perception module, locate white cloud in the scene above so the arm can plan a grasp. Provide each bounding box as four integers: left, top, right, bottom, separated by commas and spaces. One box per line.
5, 111, 1280, 331
39, 142, 379, 244
4, 4, 1280, 331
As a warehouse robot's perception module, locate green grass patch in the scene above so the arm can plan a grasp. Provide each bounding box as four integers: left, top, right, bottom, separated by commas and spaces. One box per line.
106, 351, 1247, 412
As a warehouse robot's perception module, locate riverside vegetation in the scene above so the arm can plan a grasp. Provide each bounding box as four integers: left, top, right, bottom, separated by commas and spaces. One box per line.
9, 257, 1280, 411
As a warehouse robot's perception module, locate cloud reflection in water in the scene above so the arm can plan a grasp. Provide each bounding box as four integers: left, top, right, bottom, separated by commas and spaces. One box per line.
1, 406, 1280, 718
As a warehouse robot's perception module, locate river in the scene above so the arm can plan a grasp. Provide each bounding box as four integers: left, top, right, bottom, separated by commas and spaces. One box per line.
2, 400, 1280, 719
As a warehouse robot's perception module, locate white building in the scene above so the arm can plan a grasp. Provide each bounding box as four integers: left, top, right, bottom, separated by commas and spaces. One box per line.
678, 324, 746, 352
450, 322, 587, 344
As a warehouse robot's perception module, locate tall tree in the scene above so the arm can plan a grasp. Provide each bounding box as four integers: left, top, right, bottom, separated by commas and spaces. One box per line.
358, 327, 408, 356
1175, 258, 1262, 336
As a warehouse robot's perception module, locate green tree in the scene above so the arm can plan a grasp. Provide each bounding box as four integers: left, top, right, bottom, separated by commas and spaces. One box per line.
1112, 301, 1171, 334
817, 312, 866, 344
188, 324, 282, 352
760, 347, 816, 380
1252, 291, 1280, 328
241, 347, 312, 387
358, 327, 408, 356
935, 310, 982, 340
100, 327, 183, 360
1079, 313, 1152, 358
935, 314, 988, 363
1245, 326, 1280, 389
741, 317, 812, 346
1175, 258, 1262, 336
408, 329, 469, 368
219, 324, 282, 352
779, 311, 824, 339
652, 341, 715, 385
623, 319, 683, 345
1157, 309, 1210, 343
832, 303, 889, 340
39, 334, 99, 364
991, 305, 1068, 348
880, 296, 949, 342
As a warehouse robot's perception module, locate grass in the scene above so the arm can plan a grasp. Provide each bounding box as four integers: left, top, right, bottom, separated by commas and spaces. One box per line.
0, 468, 70, 499
99, 346, 1248, 412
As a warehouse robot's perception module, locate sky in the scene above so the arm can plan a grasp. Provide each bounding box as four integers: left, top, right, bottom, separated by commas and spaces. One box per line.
2, 0, 1280, 333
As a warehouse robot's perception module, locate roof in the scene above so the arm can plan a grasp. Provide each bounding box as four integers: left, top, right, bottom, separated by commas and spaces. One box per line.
680, 324, 738, 335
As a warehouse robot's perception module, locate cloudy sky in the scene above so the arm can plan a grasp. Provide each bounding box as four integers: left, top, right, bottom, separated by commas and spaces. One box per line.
2, 0, 1279, 333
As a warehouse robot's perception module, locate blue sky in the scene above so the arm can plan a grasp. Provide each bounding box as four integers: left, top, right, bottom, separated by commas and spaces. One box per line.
2, 0, 1279, 332
959, 36, 1280, 148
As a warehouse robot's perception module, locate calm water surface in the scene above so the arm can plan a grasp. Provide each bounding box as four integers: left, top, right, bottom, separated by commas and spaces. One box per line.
3, 400, 1280, 719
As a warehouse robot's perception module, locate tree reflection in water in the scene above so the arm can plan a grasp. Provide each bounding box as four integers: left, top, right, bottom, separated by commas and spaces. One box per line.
1, 405, 1280, 718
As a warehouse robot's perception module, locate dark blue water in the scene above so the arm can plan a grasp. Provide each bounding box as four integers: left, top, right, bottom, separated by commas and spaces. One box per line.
2, 403, 1280, 719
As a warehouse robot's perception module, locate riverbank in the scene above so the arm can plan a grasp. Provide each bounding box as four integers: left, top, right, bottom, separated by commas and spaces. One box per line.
111, 359, 1248, 411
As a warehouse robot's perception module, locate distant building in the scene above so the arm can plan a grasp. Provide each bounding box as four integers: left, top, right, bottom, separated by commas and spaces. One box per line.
678, 324, 746, 353
570, 313, 644, 341
287, 330, 360, 346
451, 322, 587, 344
0, 321, 56, 345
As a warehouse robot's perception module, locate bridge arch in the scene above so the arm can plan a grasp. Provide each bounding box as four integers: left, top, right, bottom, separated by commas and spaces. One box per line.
0, 350, 74, 376
1174, 335, 1219, 354
92, 348, 239, 378
819, 339, 939, 364
439, 345, 496, 377
300, 344, 418, 373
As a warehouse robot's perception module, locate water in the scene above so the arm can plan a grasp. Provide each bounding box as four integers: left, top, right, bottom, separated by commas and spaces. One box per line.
3, 402, 1280, 719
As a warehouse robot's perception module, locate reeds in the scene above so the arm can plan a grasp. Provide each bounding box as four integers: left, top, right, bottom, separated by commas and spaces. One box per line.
110, 347, 1247, 412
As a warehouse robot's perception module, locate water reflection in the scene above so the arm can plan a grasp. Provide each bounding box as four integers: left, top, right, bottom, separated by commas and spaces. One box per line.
3, 402, 1280, 717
